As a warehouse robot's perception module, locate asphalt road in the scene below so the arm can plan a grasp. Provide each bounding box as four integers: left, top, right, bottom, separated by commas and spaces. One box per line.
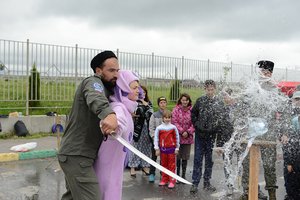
0, 152, 287, 200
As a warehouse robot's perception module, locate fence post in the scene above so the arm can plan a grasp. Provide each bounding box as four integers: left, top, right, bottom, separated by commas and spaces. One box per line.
230, 61, 233, 82
75, 44, 78, 86
116, 48, 119, 58
151, 52, 154, 100
251, 64, 253, 80
25, 39, 30, 116
207, 59, 210, 80
181, 56, 184, 90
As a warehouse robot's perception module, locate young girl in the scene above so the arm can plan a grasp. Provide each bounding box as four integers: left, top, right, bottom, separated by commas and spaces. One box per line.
94, 70, 140, 200
154, 110, 180, 189
171, 93, 194, 180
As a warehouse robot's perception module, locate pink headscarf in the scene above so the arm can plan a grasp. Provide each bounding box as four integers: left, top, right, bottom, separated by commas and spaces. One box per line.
110, 70, 139, 113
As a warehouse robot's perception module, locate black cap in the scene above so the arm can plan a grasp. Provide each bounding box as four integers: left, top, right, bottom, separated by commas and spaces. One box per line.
157, 96, 167, 105
90, 51, 117, 73
257, 60, 274, 73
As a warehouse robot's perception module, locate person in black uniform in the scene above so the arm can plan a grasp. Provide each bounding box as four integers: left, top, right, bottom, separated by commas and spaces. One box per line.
58, 51, 119, 200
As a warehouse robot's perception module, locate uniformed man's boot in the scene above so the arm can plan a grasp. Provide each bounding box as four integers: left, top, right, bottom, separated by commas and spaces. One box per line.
268, 189, 276, 200
239, 190, 248, 200
258, 189, 268, 200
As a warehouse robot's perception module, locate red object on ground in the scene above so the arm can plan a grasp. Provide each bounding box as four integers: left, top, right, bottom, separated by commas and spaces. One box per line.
277, 81, 300, 97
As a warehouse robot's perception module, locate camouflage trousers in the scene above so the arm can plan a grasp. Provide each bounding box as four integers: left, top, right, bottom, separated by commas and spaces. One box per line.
241, 144, 278, 190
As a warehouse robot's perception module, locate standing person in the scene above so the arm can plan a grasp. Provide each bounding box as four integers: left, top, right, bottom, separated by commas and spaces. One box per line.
128, 85, 153, 177
239, 60, 289, 200
190, 80, 225, 193
148, 96, 168, 182
58, 51, 119, 200
281, 91, 300, 200
284, 113, 300, 200
94, 70, 140, 200
171, 93, 194, 181
154, 110, 180, 189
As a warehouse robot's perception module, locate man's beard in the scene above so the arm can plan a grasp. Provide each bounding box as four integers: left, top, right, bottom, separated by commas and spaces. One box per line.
102, 79, 116, 93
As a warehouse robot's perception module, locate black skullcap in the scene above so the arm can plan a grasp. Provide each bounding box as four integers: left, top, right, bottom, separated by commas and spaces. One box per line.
257, 60, 274, 73
90, 51, 117, 73
157, 96, 167, 105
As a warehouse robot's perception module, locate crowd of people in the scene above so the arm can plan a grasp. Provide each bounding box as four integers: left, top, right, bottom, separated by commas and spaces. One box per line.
57, 51, 300, 200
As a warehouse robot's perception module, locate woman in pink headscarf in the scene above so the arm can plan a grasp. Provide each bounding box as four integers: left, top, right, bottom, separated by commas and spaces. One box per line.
94, 70, 140, 200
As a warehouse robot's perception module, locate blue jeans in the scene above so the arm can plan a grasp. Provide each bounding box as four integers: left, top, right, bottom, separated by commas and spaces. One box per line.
192, 134, 214, 186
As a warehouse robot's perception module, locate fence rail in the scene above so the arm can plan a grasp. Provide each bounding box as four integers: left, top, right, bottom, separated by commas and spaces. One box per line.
1, 39, 299, 115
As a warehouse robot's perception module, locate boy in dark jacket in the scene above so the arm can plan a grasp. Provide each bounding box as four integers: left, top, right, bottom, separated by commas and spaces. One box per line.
190, 80, 225, 193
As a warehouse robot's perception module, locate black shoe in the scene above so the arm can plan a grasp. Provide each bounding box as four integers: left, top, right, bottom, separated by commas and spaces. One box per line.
284, 195, 294, 200
190, 185, 198, 193
130, 173, 136, 178
203, 182, 216, 192
239, 192, 248, 200
258, 189, 267, 200
226, 185, 234, 196
142, 168, 150, 176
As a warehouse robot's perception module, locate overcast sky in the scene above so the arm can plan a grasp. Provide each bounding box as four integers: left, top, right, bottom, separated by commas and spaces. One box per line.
1, 0, 300, 69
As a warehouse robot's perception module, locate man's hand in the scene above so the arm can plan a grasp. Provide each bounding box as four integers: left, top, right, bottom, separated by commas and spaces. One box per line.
215, 147, 224, 156
280, 134, 289, 145
182, 131, 188, 139
100, 114, 118, 135
155, 149, 160, 157
175, 149, 179, 155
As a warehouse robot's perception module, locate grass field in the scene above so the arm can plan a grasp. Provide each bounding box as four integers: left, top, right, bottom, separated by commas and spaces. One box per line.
0, 78, 205, 115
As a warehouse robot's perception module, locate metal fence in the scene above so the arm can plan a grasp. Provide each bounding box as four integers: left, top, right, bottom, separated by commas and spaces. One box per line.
1, 39, 300, 115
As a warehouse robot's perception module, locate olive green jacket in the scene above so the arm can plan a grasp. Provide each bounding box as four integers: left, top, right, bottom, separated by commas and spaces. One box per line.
59, 75, 114, 159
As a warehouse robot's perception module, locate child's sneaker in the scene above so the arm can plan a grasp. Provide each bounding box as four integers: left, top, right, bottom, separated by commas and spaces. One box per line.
149, 174, 155, 182
159, 181, 167, 186
168, 182, 175, 189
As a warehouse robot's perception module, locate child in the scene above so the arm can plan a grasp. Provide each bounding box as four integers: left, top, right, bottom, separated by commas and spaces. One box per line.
154, 110, 180, 189
148, 96, 168, 182
171, 93, 194, 180
190, 80, 224, 193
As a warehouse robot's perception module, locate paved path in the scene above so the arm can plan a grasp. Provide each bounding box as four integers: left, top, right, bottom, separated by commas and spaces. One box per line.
0, 136, 288, 199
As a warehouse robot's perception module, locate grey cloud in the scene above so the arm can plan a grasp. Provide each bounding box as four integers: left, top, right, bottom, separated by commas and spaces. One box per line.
32, 0, 300, 41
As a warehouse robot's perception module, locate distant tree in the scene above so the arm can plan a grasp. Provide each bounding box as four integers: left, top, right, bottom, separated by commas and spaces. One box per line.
0, 63, 5, 71
169, 79, 180, 101
29, 63, 41, 107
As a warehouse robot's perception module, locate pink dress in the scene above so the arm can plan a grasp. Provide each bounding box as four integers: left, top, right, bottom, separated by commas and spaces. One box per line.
94, 101, 134, 200
94, 69, 139, 200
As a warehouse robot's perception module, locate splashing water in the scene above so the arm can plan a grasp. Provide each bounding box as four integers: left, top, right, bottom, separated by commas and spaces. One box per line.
219, 67, 292, 195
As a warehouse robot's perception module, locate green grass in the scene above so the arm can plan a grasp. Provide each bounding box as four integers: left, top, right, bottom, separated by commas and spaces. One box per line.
0, 78, 205, 115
